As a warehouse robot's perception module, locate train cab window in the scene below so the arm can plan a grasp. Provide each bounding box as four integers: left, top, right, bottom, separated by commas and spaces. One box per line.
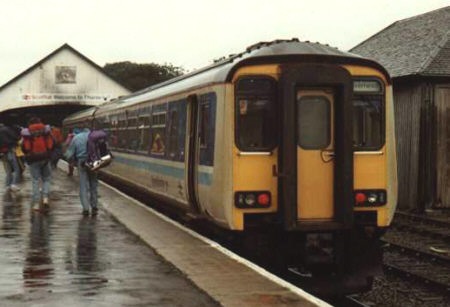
235, 76, 277, 151
297, 96, 330, 149
352, 79, 384, 150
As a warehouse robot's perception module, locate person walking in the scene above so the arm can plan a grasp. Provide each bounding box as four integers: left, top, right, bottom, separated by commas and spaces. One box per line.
0, 124, 22, 194
21, 117, 54, 211
64, 127, 98, 216
50, 126, 64, 169
63, 127, 77, 176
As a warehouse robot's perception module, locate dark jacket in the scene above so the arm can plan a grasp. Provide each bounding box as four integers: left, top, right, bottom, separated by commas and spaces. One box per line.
0, 125, 20, 149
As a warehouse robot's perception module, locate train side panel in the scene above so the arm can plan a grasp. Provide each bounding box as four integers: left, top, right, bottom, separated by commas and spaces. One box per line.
191, 85, 232, 226
98, 96, 190, 208
95, 85, 236, 229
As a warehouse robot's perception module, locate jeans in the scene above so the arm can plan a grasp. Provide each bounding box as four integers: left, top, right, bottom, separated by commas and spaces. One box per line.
78, 160, 98, 211
3, 149, 21, 188
29, 160, 52, 203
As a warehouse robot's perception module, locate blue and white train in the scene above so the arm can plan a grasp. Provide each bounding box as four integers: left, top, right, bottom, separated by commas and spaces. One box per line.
63, 39, 397, 295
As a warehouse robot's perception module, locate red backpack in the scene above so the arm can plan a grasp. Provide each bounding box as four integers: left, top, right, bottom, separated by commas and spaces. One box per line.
22, 123, 54, 163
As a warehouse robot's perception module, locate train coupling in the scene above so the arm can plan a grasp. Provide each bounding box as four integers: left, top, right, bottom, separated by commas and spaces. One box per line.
304, 233, 334, 265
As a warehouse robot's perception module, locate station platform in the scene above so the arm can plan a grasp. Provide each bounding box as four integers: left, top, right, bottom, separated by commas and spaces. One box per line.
0, 163, 329, 307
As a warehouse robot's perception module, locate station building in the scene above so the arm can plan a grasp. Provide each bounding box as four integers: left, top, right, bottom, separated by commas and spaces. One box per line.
351, 6, 450, 211
0, 43, 131, 126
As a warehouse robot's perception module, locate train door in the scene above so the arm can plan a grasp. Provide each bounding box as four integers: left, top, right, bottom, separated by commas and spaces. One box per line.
280, 64, 354, 230
297, 89, 334, 219
186, 95, 201, 212
186, 93, 217, 213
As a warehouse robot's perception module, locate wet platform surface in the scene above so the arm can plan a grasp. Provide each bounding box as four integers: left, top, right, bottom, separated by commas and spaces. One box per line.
0, 167, 219, 306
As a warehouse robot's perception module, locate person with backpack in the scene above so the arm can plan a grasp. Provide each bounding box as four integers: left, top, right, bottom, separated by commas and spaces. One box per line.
63, 127, 80, 176
21, 117, 54, 211
64, 127, 99, 216
0, 124, 22, 194
50, 126, 64, 169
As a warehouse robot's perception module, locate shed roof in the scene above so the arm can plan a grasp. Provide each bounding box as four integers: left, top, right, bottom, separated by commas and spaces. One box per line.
350, 6, 450, 78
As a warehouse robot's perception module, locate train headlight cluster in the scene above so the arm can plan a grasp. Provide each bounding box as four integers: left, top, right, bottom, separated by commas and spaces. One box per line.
235, 191, 271, 208
354, 190, 387, 207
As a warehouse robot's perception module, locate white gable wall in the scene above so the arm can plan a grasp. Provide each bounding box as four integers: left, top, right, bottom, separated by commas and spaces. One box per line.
0, 48, 130, 112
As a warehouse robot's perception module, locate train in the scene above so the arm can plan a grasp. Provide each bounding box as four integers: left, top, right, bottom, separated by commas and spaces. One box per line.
63, 39, 397, 296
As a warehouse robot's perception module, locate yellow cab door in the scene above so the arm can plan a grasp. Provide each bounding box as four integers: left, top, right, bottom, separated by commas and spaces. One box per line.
297, 89, 334, 220
280, 64, 354, 230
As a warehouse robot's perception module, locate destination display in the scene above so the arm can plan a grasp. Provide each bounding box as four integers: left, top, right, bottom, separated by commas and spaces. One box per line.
353, 80, 382, 93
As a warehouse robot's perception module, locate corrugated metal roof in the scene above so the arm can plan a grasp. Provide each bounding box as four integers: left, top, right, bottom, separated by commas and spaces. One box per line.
350, 6, 450, 78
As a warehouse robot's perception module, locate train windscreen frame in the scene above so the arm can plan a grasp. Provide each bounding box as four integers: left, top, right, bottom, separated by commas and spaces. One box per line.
352, 78, 385, 150
235, 76, 278, 151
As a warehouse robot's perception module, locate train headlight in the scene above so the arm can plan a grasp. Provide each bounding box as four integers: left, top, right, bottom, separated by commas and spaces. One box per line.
354, 190, 387, 207
367, 194, 378, 204
245, 194, 256, 206
235, 191, 271, 208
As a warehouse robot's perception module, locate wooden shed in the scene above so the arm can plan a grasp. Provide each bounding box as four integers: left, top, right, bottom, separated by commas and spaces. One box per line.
351, 6, 450, 211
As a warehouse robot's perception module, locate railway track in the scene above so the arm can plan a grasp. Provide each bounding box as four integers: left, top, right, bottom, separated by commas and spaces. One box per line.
383, 212, 450, 295
385, 212, 450, 262
352, 211, 450, 306
383, 247, 450, 294
393, 211, 450, 242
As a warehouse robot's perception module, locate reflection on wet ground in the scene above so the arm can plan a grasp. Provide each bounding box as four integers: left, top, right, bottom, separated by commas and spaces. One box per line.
0, 167, 218, 306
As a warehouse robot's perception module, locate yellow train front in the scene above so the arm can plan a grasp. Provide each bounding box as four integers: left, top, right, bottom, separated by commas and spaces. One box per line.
63, 39, 397, 296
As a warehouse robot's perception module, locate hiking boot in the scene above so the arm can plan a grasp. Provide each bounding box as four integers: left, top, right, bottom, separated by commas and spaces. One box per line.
82, 210, 89, 216
91, 207, 98, 216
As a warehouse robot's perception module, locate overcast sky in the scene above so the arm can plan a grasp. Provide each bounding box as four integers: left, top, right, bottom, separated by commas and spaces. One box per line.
0, 0, 448, 85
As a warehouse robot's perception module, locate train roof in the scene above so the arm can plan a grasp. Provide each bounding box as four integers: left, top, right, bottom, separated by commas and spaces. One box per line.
62, 106, 98, 125
66, 39, 391, 119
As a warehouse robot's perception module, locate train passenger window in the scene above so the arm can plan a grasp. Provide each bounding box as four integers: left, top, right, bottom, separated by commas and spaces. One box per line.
198, 93, 216, 166
138, 115, 150, 152
199, 104, 209, 148
150, 112, 166, 155
166, 100, 187, 161
235, 77, 277, 151
109, 115, 119, 148
117, 115, 127, 149
297, 96, 330, 149
167, 110, 179, 158
127, 116, 138, 151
